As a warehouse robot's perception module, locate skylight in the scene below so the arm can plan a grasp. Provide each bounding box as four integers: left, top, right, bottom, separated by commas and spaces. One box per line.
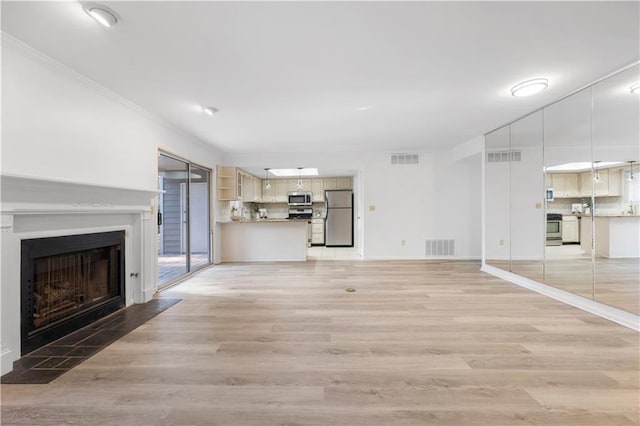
269, 168, 319, 177
546, 162, 624, 172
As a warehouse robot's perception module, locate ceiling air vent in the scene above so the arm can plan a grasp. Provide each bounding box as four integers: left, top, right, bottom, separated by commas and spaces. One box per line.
425, 239, 455, 256
391, 153, 419, 165
486, 151, 521, 163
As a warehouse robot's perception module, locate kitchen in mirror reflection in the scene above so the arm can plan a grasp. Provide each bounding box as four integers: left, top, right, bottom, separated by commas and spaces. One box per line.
485, 63, 639, 316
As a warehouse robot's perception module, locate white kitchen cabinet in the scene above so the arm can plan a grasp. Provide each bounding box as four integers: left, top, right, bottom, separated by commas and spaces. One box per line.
253, 177, 262, 202
548, 173, 579, 198
311, 218, 325, 245
336, 177, 352, 190
562, 215, 580, 243
579, 168, 622, 197
607, 168, 622, 196
275, 180, 288, 202
580, 171, 592, 197
311, 179, 324, 202
323, 178, 337, 190
594, 169, 610, 196
242, 173, 253, 202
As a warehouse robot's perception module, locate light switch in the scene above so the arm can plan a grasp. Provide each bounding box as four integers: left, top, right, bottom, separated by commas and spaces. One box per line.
369, 205, 376, 212
535, 202, 542, 209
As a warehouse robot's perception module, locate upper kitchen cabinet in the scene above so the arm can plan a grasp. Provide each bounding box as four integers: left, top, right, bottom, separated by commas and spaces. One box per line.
253, 177, 262, 202
242, 173, 254, 202
275, 180, 288, 202
547, 173, 580, 198
311, 179, 324, 202
217, 166, 239, 201
324, 177, 352, 190
581, 168, 622, 197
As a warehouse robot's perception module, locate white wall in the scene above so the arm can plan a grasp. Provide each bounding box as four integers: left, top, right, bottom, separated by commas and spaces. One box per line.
224, 148, 482, 260
1, 36, 222, 187
1, 36, 222, 372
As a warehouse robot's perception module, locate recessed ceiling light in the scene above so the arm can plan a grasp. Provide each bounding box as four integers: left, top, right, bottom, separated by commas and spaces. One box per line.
201, 106, 218, 116
82, 3, 120, 28
511, 78, 549, 97
269, 168, 319, 177
631, 82, 640, 94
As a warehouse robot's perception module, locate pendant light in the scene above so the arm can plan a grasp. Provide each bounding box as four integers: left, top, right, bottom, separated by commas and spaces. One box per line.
628, 161, 636, 182
264, 168, 271, 190
593, 161, 601, 183
296, 167, 303, 189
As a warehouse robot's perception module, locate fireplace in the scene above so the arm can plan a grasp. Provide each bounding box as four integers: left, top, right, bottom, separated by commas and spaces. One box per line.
21, 231, 125, 354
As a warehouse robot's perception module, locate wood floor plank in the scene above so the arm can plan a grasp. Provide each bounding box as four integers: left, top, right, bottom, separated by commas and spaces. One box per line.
1, 260, 638, 425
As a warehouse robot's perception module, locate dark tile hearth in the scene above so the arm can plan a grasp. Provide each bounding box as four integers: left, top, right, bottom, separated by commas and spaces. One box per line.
1, 298, 181, 384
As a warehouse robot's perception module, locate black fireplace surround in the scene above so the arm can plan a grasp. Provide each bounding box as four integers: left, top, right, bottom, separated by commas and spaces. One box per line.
21, 231, 125, 355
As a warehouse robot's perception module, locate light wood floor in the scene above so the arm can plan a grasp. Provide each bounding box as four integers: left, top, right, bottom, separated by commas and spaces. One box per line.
2, 260, 639, 425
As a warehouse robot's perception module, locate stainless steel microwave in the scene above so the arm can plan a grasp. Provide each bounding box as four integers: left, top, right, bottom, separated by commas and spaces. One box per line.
288, 192, 312, 206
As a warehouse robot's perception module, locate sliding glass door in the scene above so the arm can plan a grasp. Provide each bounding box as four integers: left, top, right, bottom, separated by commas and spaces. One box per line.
157, 153, 211, 286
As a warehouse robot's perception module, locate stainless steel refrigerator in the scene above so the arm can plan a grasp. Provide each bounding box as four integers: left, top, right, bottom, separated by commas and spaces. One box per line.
325, 190, 353, 247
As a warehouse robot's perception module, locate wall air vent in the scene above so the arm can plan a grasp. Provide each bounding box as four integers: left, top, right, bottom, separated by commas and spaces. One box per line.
391, 153, 419, 165
425, 239, 455, 256
487, 151, 521, 163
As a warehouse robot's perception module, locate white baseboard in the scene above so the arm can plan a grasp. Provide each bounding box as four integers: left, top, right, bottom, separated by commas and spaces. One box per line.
482, 264, 640, 332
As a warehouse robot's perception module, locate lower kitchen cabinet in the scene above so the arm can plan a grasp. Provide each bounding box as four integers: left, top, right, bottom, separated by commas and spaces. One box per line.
562, 215, 580, 243
311, 218, 325, 245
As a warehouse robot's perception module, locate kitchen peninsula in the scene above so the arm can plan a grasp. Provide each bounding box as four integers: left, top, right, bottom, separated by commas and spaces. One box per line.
580, 215, 640, 258
219, 219, 309, 262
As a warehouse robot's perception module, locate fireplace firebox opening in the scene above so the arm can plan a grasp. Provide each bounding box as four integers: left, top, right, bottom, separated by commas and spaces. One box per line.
21, 231, 125, 355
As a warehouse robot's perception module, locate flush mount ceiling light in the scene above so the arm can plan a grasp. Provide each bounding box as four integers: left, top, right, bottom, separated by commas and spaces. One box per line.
82, 3, 120, 27
511, 78, 549, 97
201, 106, 218, 116
631, 83, 640, 94
269, 168, 319, 177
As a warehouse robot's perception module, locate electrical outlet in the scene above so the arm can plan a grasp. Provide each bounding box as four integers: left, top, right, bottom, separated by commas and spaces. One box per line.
535, 202, 542, 209
499, 239, 504, 246
401, 240, 406, 246
368, 205, 376, 212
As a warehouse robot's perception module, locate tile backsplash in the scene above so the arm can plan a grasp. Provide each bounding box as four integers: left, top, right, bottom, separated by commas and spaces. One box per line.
547, 196, 637, 215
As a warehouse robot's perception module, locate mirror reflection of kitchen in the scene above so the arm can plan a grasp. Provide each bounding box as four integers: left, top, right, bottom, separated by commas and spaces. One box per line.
545, 160, 639, 308
543, 88, 595, 300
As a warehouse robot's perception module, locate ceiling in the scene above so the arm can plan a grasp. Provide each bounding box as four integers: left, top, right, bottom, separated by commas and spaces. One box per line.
2, 1, 639, 155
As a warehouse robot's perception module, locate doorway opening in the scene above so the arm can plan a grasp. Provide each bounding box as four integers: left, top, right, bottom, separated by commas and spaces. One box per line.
157, 153, 211, 286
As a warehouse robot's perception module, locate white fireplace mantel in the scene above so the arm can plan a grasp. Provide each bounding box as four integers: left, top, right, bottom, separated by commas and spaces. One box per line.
1, 173, 160, 214
1, 173, 161, 375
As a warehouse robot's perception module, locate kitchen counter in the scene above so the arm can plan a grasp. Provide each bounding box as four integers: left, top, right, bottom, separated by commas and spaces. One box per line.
219, 219, 308, 262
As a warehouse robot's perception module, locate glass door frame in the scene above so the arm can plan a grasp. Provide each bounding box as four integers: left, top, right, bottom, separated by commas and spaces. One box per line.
157, 150, 212, 288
